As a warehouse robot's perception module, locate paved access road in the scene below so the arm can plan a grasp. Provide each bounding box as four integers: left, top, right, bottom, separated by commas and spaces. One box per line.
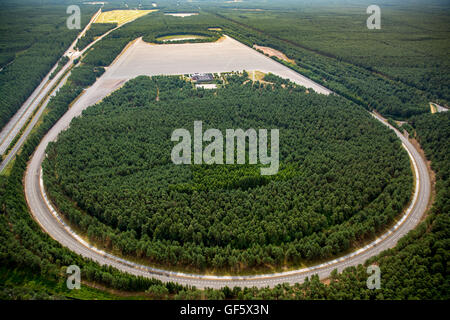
0, 8, 135, 173
0, 8, 102, 158
24, 37, 430, 289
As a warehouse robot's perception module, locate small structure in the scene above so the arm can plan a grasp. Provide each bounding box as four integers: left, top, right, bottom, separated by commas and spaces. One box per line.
191, 73, 214, 83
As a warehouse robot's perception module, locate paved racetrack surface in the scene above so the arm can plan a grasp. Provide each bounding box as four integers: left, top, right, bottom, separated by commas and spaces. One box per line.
102, 35, 332, 95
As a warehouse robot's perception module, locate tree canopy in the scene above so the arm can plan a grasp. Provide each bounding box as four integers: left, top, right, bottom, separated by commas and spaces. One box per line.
43, 75, 412, 273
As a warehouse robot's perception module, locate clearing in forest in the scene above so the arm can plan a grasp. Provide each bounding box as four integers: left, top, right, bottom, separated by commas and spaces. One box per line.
248, 70, 267, 82
164, 13, 198, 17
253, 45, 296, 64
430, 103, 437, 113
98, 36, 331, 95
95, 10, 157, 25
156, 34, 207, 42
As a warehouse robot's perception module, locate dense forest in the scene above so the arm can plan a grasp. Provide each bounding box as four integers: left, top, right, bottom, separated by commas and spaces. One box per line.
0, 1, 98, 132
217, 4, 450, 108
78, 8, 435, 119
0, 27, 165, 298
0, 0, 448, 300
43, 75, 412, 272
0, 75, 447, 298
228, 111, 450, 300
213, 14, 431, 118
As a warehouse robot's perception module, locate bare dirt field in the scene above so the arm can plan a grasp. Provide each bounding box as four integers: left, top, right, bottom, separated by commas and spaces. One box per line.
99, 35, 331, 95
253, 45, 296, 64
430, 102, 448, 113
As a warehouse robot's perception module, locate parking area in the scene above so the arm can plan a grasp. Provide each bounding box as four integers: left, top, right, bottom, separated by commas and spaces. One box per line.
100, 35, 332, 95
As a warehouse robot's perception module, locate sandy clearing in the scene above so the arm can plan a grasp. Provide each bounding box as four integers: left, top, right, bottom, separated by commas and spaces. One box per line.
430, 103, 437, 113
164, 13, 198, 18
253, 45, 296, 64
157, 35, 206, 42
162, 37, 201, 42
430, 102, 448, 113
196, 83, 217, 89
100, 35, 331, 95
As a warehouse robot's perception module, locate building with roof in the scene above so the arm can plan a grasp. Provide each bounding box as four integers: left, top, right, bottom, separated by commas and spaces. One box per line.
191, 73, 214, 83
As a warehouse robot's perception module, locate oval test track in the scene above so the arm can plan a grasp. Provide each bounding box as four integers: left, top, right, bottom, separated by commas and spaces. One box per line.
24, 40, 431, 289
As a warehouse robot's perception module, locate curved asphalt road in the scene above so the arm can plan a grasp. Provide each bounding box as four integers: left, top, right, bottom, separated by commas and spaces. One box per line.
24, 102, 430, 289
